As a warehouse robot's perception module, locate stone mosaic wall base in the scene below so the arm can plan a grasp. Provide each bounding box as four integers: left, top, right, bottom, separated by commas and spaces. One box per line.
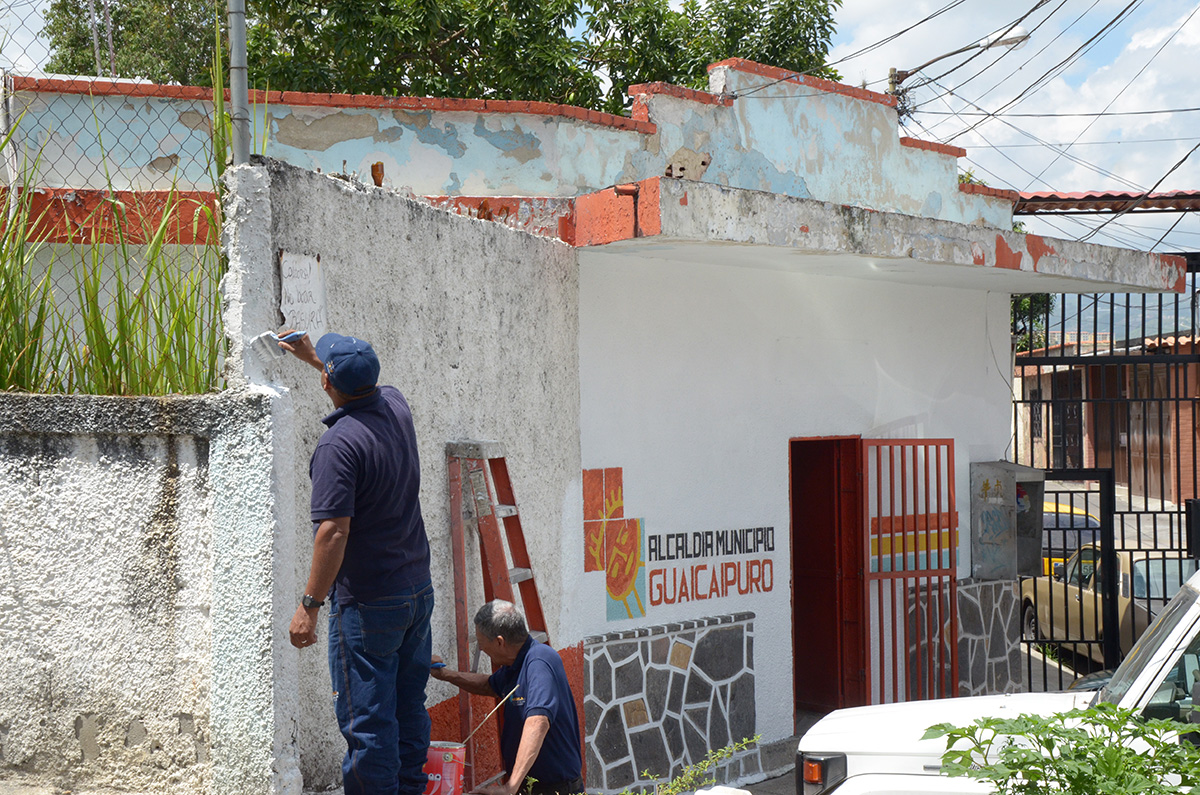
957, 579, 1022, 697
583, 614, 762, 793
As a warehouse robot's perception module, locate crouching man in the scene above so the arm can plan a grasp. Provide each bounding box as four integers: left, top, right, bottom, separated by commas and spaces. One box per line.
432, 600, 582, 795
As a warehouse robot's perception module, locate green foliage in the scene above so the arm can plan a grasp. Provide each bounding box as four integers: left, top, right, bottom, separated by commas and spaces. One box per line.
42, 0, 224, 85
62, 191, 223, 395
0, 133, 65, 392
924, 703, 1200, 795
620, 735, 761, 795
1013, 293, 1054, 352
246, 0, 840, 115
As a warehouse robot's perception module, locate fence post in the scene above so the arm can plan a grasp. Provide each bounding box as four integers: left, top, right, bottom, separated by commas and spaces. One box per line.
227, 0, 251, 165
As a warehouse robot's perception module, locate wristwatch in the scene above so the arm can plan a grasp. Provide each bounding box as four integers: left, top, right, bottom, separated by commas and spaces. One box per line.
301, 594, 325, 609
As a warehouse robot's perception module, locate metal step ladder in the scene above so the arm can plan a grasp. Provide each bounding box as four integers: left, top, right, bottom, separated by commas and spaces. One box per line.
446, 440, 549, 785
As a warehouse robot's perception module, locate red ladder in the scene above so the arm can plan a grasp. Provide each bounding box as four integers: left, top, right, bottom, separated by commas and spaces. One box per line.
446, 440, 549, 787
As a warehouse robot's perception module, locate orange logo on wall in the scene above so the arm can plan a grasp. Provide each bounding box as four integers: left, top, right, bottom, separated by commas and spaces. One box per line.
583, 468, 646, 619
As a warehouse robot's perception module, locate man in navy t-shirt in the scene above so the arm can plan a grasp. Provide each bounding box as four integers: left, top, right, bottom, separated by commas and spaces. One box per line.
431, 601, 582, 795
281, 331, 434, 795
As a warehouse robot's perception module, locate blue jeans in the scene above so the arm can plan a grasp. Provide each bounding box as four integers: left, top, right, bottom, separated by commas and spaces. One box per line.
328, 581, 435, 795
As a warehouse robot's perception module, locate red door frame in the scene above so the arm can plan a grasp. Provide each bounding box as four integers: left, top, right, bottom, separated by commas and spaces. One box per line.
790, 436, 865, 713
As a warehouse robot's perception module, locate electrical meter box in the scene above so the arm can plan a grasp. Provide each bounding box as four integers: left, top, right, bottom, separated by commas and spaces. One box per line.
970, 461, 1045, 580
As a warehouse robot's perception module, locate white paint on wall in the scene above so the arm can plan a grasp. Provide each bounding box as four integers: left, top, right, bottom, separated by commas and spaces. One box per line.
576, 253, 1013, 743
225, 161, 582, 786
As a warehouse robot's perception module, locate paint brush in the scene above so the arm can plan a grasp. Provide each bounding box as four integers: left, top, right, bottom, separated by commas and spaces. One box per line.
249, 330, 306, 364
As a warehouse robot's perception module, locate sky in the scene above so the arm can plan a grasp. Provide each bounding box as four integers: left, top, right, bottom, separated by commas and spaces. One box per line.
2, 0, 1197, 256
826, 0, 1200, 255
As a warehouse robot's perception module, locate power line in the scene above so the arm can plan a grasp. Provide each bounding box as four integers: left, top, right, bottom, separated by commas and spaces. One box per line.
927, 79, 1144, 191
986, 137, 1200, 148
943, 0, 1145, 144
912, 0, 1098, 116
910, 113, 1175, 251
732, 0, 972, 99
1080, 141, 1200, 241
908, 0, 1068, 102
1022, 1, 1200, 191
919, 106, 1200, 118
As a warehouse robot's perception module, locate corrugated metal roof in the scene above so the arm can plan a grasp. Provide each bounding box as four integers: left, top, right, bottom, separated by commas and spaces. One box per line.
1016, 190, 1200, 214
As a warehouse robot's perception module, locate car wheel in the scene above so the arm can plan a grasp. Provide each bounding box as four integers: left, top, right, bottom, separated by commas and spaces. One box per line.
1023, 602, 1040, 641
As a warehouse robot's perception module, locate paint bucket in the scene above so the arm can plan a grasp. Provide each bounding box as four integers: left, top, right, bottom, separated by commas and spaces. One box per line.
423, 742, 466, 795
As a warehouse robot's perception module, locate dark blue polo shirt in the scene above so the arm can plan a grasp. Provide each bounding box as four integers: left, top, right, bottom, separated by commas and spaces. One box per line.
309, 385, 430, 603
488, 636, 582, 784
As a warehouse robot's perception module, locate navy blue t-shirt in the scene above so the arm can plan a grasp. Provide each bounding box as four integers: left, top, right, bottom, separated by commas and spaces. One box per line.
488, 636, 582, 784
309, 385, 431, 603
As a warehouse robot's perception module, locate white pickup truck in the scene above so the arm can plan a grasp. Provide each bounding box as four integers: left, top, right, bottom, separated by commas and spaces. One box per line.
795, 568, 1200, 795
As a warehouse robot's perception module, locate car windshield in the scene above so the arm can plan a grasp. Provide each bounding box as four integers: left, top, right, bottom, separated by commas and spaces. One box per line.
1133, 559, 1200, 600
1100, 584, 1200, 705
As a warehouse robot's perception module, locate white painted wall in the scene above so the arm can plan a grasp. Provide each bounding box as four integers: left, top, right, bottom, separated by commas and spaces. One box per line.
227, 161, 583, 787
575, 255, 1014, 743
0, 415, 213, 791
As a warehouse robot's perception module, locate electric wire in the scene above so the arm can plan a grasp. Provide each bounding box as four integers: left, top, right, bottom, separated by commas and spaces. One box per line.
1022, 1, 1200, 191
731, 0, 972, 99
912, 0, 1098, 114
927, 79, 1145, 192
910, 114, 1164, 250
943, 0, 1145, 144
987, 137, 1200, 148
1080, 141, 1200, 241
920, 106, 1200, 118
908, 0, 1068, 102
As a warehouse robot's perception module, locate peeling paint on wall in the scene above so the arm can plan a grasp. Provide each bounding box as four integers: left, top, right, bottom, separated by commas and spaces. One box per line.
273, 111, 379, 152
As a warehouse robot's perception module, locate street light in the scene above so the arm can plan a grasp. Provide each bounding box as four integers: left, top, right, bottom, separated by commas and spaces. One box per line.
888, 26, 1030, 95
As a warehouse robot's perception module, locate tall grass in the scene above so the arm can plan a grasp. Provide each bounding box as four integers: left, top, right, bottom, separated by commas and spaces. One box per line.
0, 109, 226, 395
0, 135, 65, 392
64, 190, 223, 395
0, 0, 234, 396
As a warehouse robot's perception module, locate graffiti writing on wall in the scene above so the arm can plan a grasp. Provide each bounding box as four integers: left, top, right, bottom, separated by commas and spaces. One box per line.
647, 528, 775, 605
583, 467, 775, 620
279, 250, 327, 335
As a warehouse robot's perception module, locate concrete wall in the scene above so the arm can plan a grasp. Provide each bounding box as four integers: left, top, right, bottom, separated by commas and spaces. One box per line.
11, 62, 1011, 229
574, 257, 1014, 766
222, 158, 581, 786
0, 392, 292, 794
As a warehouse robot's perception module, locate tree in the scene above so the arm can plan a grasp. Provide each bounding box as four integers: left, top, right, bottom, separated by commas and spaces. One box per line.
42, 0, 221, 86
245, 0, 842, 114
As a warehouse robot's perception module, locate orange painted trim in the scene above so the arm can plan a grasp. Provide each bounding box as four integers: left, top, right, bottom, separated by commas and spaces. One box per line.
2, 187, 219, 245
13, 76, 657, 135
959, 182, 1020, 203
571, 177, 662, 247
899, 136, 965, 159
707, 58, 897, 108
627, 82, 734, 107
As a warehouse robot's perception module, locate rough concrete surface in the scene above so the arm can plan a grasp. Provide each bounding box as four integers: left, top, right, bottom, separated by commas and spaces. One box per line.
223, 159, 582, 788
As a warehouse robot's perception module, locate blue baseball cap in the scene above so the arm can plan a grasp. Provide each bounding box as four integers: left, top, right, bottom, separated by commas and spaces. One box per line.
315, 333, 380, 396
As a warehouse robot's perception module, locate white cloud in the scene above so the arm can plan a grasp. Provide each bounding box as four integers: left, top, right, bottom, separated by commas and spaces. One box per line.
828, 0, 1200, 251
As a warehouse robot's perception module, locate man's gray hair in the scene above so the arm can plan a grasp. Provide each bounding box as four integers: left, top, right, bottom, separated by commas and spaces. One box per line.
474, 600, 528, 645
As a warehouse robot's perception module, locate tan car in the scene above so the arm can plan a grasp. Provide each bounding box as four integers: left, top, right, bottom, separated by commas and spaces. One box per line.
1021, 543, 1199, 665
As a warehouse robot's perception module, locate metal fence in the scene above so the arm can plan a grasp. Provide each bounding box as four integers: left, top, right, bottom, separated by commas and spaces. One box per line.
1014, 275, 1200, 688
0, 0, 228, 394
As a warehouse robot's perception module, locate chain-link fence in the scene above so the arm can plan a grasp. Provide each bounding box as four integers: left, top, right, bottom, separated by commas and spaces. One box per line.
0, 0, 230, 394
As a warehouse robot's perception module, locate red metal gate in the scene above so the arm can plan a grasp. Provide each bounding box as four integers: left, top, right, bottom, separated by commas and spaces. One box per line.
862, 439, 958, 704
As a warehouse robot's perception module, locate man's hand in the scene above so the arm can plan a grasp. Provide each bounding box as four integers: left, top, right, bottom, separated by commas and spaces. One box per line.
431, 654, 448, 681
278, 330, 323, 371
289, 604, 319, 648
